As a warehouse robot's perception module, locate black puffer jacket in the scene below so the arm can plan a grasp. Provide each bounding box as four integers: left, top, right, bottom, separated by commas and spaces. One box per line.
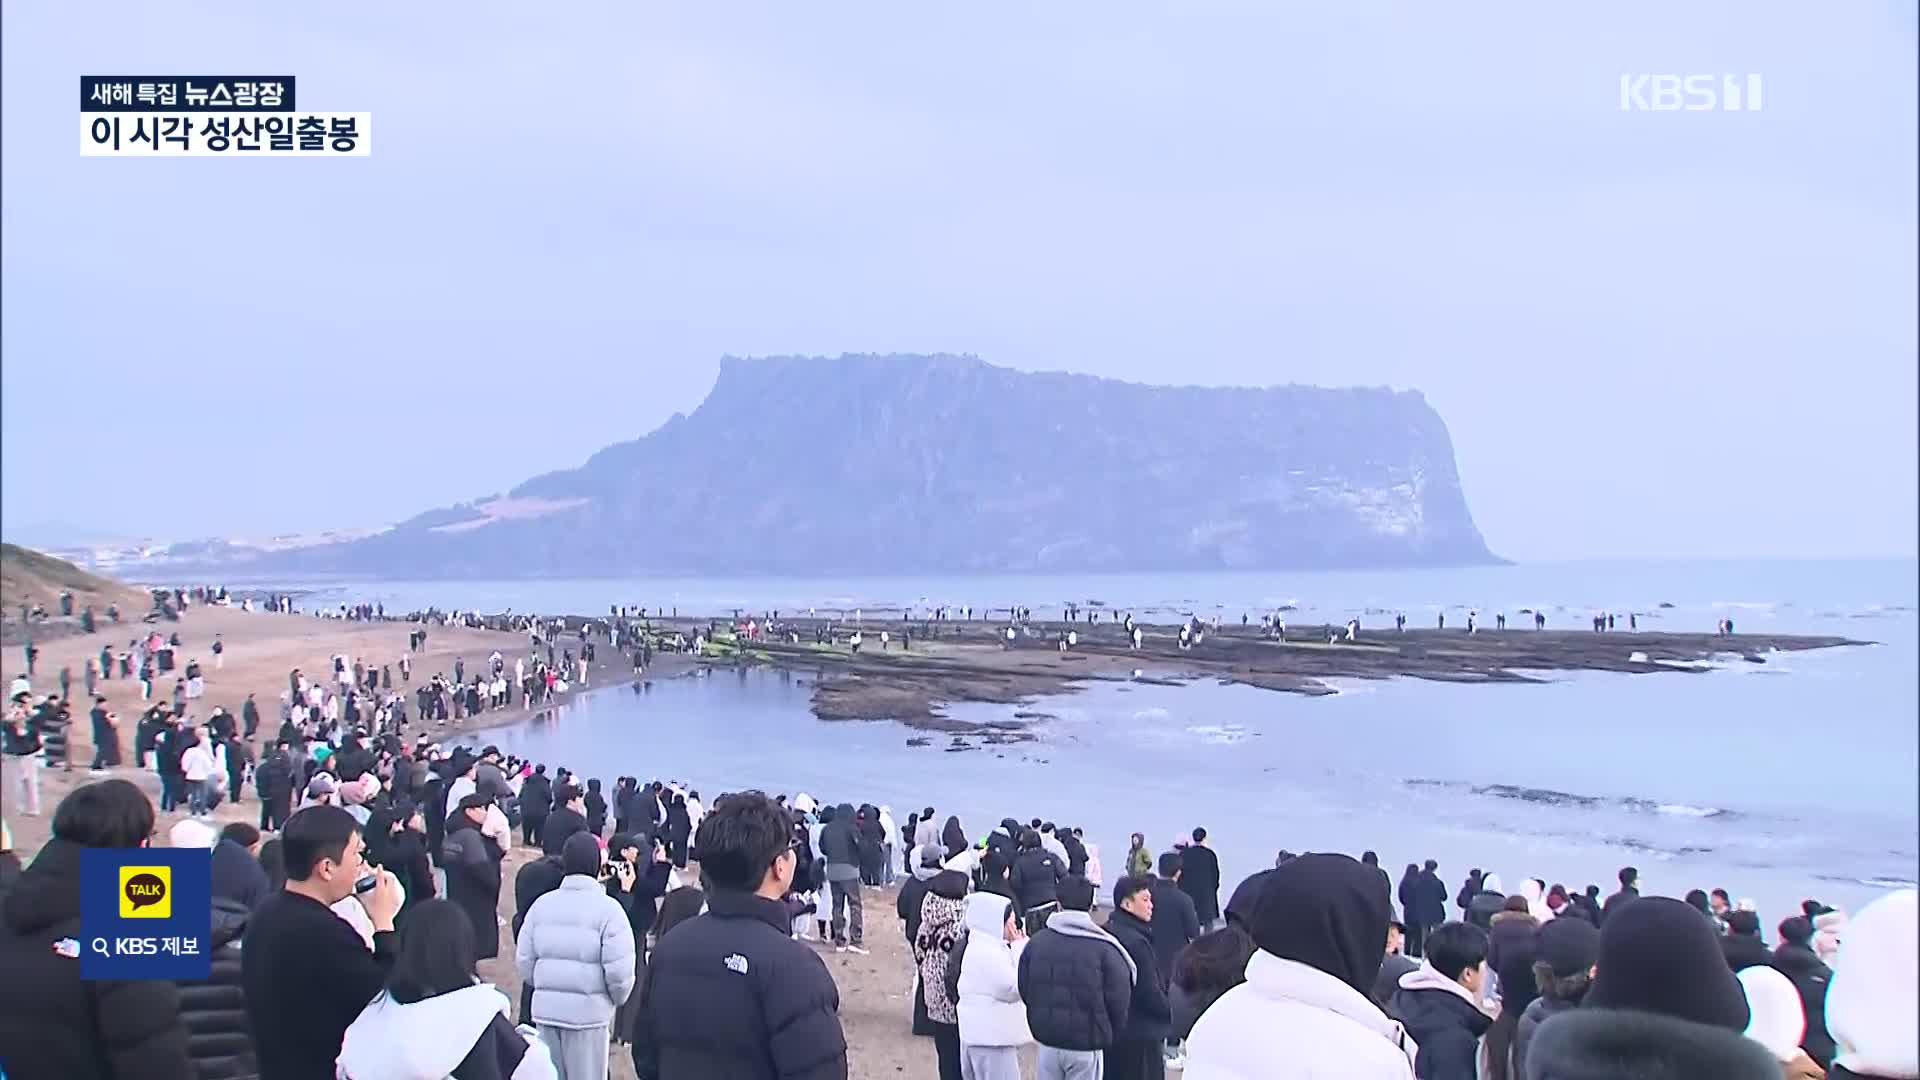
0, 839, 195, 1080
1393, 979, 1490, 1080
176, 898, 256, 1080
632, 890, 847, 1080
1771, 943, 1835, 1068
1010, 848, 1064, 911
1016, 916, 1133, 1051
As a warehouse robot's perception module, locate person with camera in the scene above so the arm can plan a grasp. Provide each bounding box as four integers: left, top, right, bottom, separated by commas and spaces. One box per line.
88, 695, 121, 773
443, 794, 507, 970
242, 804, 405, 1080
604, 832, 673, 1045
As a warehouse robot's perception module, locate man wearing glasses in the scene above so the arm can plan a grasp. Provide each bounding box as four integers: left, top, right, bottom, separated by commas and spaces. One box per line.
632, 791, 848, 1080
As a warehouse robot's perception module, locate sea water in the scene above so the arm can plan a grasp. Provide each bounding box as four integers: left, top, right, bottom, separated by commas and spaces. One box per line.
279, 559, 1917, 917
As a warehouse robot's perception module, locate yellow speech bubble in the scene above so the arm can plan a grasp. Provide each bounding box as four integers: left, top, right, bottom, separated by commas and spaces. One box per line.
118, 865, 171, 919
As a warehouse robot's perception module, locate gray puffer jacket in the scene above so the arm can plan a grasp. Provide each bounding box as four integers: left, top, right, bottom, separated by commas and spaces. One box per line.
514, 875, 637, 1029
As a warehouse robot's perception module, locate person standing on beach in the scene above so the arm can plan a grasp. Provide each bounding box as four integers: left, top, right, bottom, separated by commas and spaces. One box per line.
1149, 852, 1201, 1065
1179, 828, 1222, 931
632, 791, 847, 1080
3, 693, 44, 816
256, 740, 295, 832
520, 764, 554, 847
1127, 833, 1152, 878
88, 695, 120, 773
1600, 866, 1639, 926
1019, 874, 1132, 1080
1407, 860, 1449, 958
1105, 875, 1173, 1080
516, 832, 636, 1080
243, 805, 405, 1080
820, 802, 868, 954
442, 794, 506, 970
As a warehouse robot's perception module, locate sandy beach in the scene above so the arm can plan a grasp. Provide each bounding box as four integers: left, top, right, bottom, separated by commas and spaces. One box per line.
0, 603, 965, 1080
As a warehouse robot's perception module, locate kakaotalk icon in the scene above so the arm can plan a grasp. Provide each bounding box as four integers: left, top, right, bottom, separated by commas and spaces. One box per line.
119, 866, 172, 919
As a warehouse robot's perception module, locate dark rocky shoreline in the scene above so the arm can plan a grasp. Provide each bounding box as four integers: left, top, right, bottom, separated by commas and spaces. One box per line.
667, 615, 1870, 740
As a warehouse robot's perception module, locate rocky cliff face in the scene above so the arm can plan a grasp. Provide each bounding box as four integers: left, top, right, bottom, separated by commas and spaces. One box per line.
274, 354, 1497, 576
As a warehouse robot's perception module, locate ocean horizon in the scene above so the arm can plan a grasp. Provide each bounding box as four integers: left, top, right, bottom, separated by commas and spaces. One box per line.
256, 557, 1915, 919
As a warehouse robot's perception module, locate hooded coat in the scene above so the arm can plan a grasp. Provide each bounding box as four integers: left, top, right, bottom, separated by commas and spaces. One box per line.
1824, 888, 1917, 1080
1523, 1007, 1783, 1080
1486, 910, 1541, 1018
818, 804, 862, 881
1392, 964, 1491, 1080
337, 984, 557, 1080
1738, 965, 1816, 1068
1183, 854, 1417, 1079
955, 892, 1032, 1048
0, 838, 196, 1080
1584, 897, 1750, 1033
915, 879, 971, 1026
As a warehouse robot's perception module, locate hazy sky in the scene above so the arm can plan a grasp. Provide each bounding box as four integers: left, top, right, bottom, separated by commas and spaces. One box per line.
3, 1, 1914, 562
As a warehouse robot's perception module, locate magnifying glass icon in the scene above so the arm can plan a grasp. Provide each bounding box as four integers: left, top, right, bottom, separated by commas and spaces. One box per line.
90, 937, 110, 957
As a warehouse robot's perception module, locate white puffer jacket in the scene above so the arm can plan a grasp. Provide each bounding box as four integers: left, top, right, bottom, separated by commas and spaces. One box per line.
337, 984, 556, 1080
956, 893, 1031, 1048
513, 875, 637, 1029
1183, 950, 1419, 1080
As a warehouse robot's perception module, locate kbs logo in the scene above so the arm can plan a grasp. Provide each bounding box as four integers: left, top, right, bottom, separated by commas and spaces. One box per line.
1619, 74, 1763, 112
118, 866, 171, 919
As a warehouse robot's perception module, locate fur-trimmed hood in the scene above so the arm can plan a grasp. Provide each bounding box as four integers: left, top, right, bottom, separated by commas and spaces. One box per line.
1525, 1007, 1781, 1080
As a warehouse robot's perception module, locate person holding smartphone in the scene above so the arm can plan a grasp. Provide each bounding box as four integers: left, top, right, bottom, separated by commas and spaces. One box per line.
604, 832, 673, 1045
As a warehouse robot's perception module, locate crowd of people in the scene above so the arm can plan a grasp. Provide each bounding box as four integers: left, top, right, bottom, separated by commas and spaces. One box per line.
0, 594, 1912, 1080
3, 737, 1914, 1080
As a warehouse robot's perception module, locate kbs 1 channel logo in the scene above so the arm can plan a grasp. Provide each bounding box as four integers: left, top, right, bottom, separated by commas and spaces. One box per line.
80, 75, 371, 156
79, 849, 211, 980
